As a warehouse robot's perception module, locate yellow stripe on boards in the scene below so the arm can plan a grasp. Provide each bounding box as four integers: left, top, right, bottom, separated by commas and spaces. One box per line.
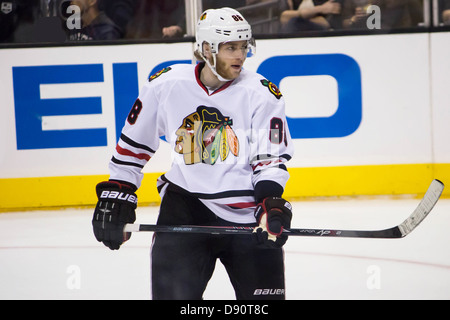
0, 173, 163, 211
284, 163, 446, 199
0, 163, 448, 211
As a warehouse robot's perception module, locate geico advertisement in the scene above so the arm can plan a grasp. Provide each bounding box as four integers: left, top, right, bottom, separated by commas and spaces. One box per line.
0, 33, 436, 179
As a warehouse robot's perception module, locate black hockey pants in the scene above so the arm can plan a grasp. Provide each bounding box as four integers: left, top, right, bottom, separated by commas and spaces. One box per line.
151, 188, 286, 300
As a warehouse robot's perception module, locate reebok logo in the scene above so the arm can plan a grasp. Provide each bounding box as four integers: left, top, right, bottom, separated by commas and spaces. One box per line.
100, 190, 137, 204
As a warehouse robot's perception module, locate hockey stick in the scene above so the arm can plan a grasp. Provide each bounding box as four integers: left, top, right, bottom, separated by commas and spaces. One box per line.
124, 179, 444, 239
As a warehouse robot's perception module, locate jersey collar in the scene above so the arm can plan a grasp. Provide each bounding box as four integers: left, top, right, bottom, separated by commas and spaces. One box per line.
195, 63, 233, 96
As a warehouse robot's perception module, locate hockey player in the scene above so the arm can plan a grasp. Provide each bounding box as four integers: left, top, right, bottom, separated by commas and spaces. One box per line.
92, 7, 294, 300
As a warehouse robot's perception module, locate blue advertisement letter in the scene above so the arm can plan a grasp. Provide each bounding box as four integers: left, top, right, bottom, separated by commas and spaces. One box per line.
257, 54, 362, 139
13, 64, 106, 150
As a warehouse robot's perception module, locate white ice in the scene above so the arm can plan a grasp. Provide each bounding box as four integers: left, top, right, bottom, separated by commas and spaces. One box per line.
1, 197, 450, 300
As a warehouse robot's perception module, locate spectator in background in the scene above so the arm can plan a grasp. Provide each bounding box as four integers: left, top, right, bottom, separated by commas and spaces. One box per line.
442, 0, 450, 25
125, 0, 185, 39
342, 0, 422, 30
204, 0, 283, 33
98, 0, 137, 37
1, 0, 66, 43
69, 0, 122, 40
234, 0, 289, 34
342, 0, 371, 29
280, 0, 343, 32
202, 0, 247, 9
381, 0, 422, 29
0, 0, 25, 42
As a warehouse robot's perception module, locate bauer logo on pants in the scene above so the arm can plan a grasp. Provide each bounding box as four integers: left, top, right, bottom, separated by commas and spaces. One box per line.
175, 106, 239, 165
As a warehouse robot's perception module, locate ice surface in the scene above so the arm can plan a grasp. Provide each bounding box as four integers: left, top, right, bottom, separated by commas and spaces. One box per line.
1, 198, 450, 300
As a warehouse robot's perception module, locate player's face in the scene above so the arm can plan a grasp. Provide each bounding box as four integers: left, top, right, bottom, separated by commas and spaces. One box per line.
216, 41, 248, 80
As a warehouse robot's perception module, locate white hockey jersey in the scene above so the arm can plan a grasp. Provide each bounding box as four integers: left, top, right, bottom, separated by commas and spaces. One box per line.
109, 63, 294, 223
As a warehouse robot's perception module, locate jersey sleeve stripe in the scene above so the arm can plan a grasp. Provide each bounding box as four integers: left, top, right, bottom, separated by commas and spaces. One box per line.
251, 159, 283, 171
253, 164, 287, 175
250, 153, 292, 164
120, 133, 156, 154
116, 145, 151, 161
111, 156, 144, 169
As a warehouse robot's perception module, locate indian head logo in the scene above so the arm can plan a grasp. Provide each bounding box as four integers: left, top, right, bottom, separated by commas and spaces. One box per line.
175, 106, 239, 165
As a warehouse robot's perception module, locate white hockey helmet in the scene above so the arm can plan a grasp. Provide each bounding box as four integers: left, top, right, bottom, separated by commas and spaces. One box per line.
195, 8, 255, 81
195, 7, 255, 56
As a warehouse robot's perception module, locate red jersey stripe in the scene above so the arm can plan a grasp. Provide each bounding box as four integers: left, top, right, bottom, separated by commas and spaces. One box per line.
116, 145, 151, 161
226, 202, 257, 209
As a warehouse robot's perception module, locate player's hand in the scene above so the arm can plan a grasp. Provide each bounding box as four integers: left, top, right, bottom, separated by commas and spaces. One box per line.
92, 181, 137, 250
253, 197, 292, 248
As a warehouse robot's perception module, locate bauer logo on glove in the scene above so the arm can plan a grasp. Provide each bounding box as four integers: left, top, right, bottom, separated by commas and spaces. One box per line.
92, 181, 137, 250
253, 197, 293, 248
99, 190, 138, 205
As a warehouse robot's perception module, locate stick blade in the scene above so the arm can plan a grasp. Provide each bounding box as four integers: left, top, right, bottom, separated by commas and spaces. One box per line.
397, 179, 445, 237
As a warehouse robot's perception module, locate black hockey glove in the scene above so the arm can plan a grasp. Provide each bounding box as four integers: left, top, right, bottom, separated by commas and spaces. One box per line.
92, 181, 137, 250
253, 197, 293, 248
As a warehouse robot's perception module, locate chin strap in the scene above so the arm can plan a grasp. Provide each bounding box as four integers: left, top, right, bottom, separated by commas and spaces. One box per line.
200, 52, 233, 82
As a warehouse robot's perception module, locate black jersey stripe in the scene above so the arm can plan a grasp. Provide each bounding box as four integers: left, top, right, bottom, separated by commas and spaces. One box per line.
111, 156, 144, 169
120, 133, 156, 154
161, 175, 255, 199
250, 153, 292, 164
253, 163, 288, 175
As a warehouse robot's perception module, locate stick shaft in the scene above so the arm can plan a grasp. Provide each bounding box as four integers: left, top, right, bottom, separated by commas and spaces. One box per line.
123, 223, 400, 238
124, 180, 444, 239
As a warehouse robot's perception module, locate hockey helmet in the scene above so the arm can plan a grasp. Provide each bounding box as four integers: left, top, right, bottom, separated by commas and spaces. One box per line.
195, 7, 255, 56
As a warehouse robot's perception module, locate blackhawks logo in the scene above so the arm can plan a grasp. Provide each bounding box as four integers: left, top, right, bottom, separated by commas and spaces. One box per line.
175, 106, 239, 165
260, 79, 282, 100
149, 67, 172, 82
